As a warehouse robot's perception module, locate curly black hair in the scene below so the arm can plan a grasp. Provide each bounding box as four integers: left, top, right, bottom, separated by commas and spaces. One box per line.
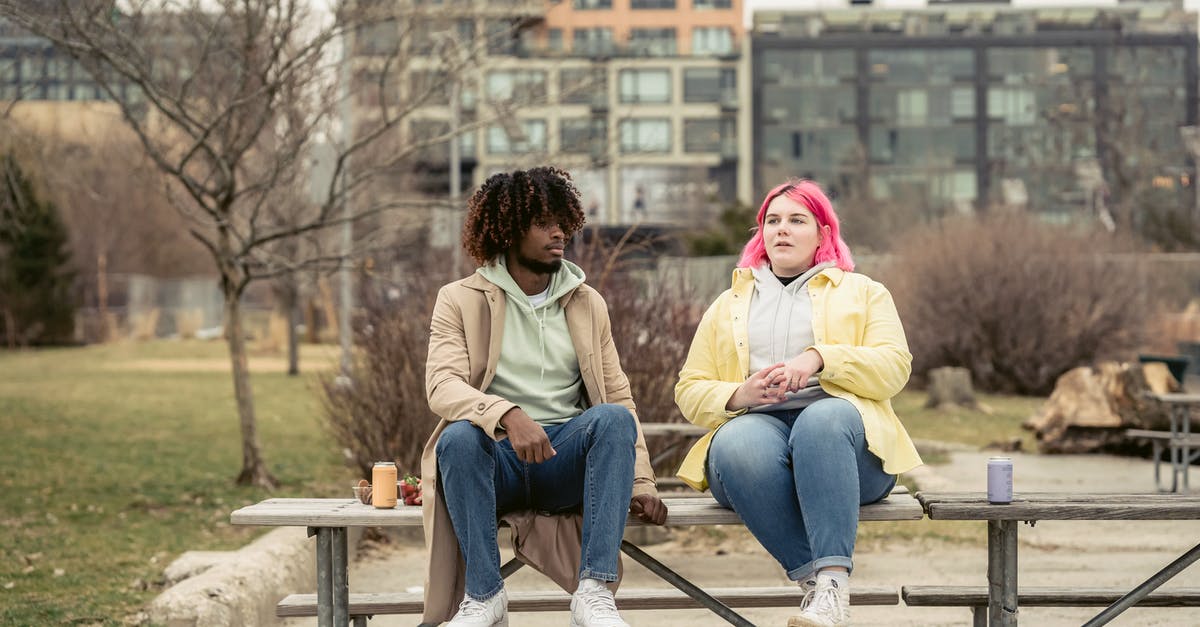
461, 167, 586, 265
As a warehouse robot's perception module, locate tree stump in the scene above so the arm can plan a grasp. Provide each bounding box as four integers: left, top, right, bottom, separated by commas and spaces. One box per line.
925, 366, 982, 411
1023, 361, 1179, 454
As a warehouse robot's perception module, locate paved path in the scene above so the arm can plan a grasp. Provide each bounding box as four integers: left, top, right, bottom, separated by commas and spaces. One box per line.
283, 448, 1200, 626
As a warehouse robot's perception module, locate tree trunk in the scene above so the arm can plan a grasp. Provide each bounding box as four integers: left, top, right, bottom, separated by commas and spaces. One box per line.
286, 283, 299, 376
224, 286, 279, 488
97, 252, 110, 342
1023, 361, 1179, 454
925, 366, 981, 410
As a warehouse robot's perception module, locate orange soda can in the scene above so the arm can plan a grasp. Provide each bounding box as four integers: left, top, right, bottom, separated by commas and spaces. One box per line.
372, 462, 398, 508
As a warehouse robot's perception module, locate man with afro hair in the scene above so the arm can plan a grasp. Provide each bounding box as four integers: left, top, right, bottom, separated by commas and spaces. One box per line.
420, 167, 667, 627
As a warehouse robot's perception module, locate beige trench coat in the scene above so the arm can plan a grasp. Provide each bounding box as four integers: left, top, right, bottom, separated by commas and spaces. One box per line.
420, 272, 658, 623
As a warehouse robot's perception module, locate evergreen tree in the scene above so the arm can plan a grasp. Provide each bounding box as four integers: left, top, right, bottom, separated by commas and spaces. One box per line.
0, 154, 75, 346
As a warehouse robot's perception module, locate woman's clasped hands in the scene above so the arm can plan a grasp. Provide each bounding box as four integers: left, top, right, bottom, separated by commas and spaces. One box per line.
726, 349, 825, 411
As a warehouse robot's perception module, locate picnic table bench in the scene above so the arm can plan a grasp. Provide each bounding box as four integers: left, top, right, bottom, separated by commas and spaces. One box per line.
231, 489, 922, 626
914, 491, 1200, 626
1127, 393, 1200, 492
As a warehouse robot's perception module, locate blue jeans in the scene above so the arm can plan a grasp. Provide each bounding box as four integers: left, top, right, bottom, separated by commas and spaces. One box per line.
436, 403, 637, 599
705, 397, 895, 581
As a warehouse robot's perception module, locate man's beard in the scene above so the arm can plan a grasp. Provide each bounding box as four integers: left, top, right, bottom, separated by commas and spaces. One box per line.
515, 252, 562, 275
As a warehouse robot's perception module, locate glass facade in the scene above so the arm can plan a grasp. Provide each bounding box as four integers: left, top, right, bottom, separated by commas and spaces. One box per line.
754, 13, 1197, 217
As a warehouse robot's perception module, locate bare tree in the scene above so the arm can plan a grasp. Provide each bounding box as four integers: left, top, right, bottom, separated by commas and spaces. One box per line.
0, 0, 529, 487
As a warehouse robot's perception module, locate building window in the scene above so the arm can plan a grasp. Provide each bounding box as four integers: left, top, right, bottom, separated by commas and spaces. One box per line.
619, 118, 671, 153
561, 68, 607, 104
0, 59, 15, 84
573, 0, 611, 8
560, 118, 607, 153
547, 28, 563, 52
683, 118, 735, 153
683, 67, 735, 103
411, 119, 476, 159
410, 70, 449, 105
632, 0, 674, 8
693, 0, 731, 7
357, 20, 399, 55
629, 28, 676, 56
487, 20, 525, 56
487, 120, 547, 154
573, 28, 614, 56
691, 27, 733, 56
619, 68, 671, 103
988, 88, 1036, 125
486, 70, 546, 104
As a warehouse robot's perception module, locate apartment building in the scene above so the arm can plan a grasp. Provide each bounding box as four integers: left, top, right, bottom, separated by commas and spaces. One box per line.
751, 4, 1199, 220
363, 0, 751, 228
0, 18, 139, 104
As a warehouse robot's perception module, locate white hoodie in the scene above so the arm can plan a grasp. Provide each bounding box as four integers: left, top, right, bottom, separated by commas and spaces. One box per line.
747, 262, 834, 412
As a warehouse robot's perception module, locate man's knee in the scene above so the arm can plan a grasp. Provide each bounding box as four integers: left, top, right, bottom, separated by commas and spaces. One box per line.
436, 420, 490, 460
590, 404, 636, 440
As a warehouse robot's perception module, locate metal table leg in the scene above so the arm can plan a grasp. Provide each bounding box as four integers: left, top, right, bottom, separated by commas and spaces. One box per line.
333, 527, 349, 626
987, 519, 1018, 626
620, 540, 754, 627
1180, 405, 1191, 491
1082, 539, 1200, 626
311, 527, 333, 627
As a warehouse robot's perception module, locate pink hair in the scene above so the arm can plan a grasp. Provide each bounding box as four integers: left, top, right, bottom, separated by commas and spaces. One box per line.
736, 180, 855, 272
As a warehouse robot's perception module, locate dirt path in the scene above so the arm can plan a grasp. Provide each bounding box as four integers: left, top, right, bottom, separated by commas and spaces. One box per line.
283, 449, 1200, 626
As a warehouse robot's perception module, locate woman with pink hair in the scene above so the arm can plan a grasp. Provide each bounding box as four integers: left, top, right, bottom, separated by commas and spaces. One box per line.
674, 180, 922, 626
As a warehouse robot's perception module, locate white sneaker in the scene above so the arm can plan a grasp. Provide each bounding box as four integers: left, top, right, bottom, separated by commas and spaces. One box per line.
788, 574, 849, 627
447, 587, 508, 626
798, 576, 818, 611
570, 578, 629, 627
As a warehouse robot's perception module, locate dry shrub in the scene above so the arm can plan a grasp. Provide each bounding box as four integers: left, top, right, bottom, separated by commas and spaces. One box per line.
320, 266, 448, 480
570, 226, 701, 473
884, 213, 1152, 396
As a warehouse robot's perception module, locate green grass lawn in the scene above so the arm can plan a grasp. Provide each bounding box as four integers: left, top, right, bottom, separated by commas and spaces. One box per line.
0, 341, 354, 626
0, 341, 1044, 625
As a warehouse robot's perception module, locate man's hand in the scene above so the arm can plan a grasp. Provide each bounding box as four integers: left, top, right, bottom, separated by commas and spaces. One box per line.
726, 362, 788, 411
629, 494, 668, 526
500, 407, 555, 464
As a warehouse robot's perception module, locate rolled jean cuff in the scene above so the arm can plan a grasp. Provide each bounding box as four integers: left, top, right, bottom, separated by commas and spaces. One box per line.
468, 580, 506, 602
578, 568, 619, 583
788, 556, 854, 582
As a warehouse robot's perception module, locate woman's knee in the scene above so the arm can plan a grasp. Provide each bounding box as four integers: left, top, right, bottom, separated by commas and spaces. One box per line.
708, 417, 788, 479
790, 398, 863, 443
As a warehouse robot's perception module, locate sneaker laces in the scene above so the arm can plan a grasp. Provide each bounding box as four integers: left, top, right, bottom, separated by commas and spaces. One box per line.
799, 579, 817, 610
806, 583, 847, 620
578, 587, 621, 619
455, 596, 490, 618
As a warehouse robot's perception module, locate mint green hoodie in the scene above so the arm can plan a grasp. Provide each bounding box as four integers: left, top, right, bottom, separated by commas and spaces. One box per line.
476, 257, 587, 425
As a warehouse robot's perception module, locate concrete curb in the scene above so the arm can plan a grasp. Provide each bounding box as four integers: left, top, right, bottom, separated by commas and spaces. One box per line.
146, 527, 362, 626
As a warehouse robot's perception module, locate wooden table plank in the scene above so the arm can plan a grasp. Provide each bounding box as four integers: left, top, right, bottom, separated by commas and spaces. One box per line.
916, 492, 1200, 520
233, 494, 924, 527
903, 585, 1200, 607
277, 586, 900, 617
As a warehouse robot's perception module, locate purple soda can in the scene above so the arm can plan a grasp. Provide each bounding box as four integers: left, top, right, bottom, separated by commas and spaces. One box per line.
988, 456, 1013, 504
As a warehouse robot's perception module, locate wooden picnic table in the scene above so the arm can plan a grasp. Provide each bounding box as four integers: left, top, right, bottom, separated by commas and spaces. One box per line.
917, 491, 1200, 626
232, 491, 922, 626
